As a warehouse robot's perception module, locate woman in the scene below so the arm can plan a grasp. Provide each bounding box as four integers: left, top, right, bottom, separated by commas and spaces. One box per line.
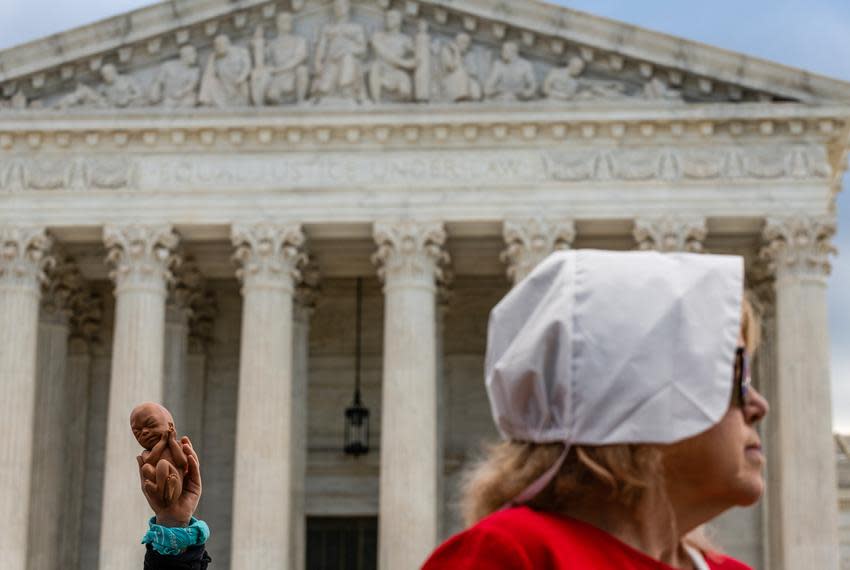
423, 249, 768, 569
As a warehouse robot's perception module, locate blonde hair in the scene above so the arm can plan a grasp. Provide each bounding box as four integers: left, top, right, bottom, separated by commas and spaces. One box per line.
461, 297, 762, 528
461, 442, 663, 526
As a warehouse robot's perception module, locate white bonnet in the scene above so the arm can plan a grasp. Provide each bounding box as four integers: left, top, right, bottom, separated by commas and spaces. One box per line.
485, 249, 743, 447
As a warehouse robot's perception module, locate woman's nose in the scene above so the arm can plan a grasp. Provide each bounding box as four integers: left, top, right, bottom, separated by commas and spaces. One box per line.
745, 387, 769, 424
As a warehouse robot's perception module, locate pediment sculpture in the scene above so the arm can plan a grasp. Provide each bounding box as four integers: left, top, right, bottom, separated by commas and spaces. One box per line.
484, 41, 538, 102
149, 45, 201, 108
199, 34, 253, 107
0, 0, 762, 112
369, 10, 418, 102
311, 0, 368, 104
251, 12, 310, 105
543, 57, 626, 101
57, 64, 144, 109
438, 33, 481, 102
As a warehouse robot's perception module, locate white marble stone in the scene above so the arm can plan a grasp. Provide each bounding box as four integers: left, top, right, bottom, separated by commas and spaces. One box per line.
373, 220, 447, 570
79, 350, 112, 570
761, 216, 840, 569
27, 306, 70, 570
0, 226, 52, 570
98, 224, 179, 569
164, 303, 190, 427
750, 262, 776, 570
184, 349, 207, 449
229, 222, 305, 570
501, 217, 575, 284
292, 277, 316, 570
60, 336, 95, 570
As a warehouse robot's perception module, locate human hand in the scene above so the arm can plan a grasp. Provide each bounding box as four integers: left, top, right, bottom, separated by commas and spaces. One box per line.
137, 436, 202, 527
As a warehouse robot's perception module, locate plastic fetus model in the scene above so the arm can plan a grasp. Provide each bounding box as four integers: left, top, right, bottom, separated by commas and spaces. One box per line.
131, 402, 189, 506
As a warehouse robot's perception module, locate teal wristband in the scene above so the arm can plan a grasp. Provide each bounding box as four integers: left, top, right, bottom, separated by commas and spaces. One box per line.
141, 516, 210, 556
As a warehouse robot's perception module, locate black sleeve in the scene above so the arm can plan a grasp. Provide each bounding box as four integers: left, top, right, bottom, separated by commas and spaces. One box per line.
144, 544, 211, 570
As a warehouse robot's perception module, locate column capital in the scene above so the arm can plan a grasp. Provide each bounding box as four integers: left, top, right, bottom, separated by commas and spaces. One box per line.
437, 267, 455, 311
500, 217, 575, 284
44, 258, 97, 339
68, 290, 102, 349
294, 262, 320, 314
231, 222, 306, 292
40, 256, 77, 325
187, 290, 217, 354
372, 220, 448, 287
168, 257, 217, 352
760, 216, 836, 282
745, 258, 776, 320
0, 226, 54, 294
633, 215, 707, 252
169, 256, 200, 311
103, 224, 179, 296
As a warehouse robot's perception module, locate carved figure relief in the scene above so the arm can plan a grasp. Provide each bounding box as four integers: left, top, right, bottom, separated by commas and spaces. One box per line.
199, 34, 252, 107
414, 21, 432, 102
149, 45, 201, 108
643, 77, 683, 101
4, 4, 790, 112
438, 33, 481, 102
251, 12, 309, 105
0, 91, 28, 110
25, 159, 67, 190
634, 216, 707, 252
484, 42, 537, 101
543, 57, 626, 101
57, 64, 143, 109
369, 10, 417, 102
3, 157, 137, 191
311, 0, 368, 103
88, 158, 137, 189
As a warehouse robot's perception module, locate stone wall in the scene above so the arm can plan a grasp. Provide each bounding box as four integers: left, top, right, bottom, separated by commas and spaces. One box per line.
838, 436, 850, 570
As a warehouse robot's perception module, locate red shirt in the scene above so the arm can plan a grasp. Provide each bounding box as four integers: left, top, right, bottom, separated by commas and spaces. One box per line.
423, 507, 751, 570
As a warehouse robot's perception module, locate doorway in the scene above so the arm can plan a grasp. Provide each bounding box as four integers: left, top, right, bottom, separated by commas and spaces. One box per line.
306, 516, 378, 570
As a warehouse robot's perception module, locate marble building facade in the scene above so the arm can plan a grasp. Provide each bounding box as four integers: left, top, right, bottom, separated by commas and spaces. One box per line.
1, 0, 850, 569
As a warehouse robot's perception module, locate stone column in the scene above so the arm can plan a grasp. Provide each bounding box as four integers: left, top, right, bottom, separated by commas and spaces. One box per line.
27, 259, 77, 570
292, 267, 318, 570
166, 258, 212, 435
164, 300, 190, 427
230, 222, 306, 570
185, 284, 217, 458
60, 284, 102, 570
760, 216, 839, 570
501, 217, 575, 284
0, 227, 52, 570
748, 263, 776, 570
373, 220, 448, 570
633, 215, 707, 252
435, 276, 452, 541
99, 224, 180, 569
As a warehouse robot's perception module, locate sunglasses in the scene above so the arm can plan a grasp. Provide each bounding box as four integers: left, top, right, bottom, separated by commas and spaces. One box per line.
732, 347, 751, 407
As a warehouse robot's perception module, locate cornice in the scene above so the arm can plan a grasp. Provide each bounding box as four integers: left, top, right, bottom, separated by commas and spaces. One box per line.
0, 103, 848, 153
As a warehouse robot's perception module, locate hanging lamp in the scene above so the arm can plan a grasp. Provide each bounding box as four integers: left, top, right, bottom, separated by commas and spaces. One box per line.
344, 277, 370, 456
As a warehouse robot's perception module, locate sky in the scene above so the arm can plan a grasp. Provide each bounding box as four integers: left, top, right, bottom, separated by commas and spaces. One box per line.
1, 0, 849, 431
